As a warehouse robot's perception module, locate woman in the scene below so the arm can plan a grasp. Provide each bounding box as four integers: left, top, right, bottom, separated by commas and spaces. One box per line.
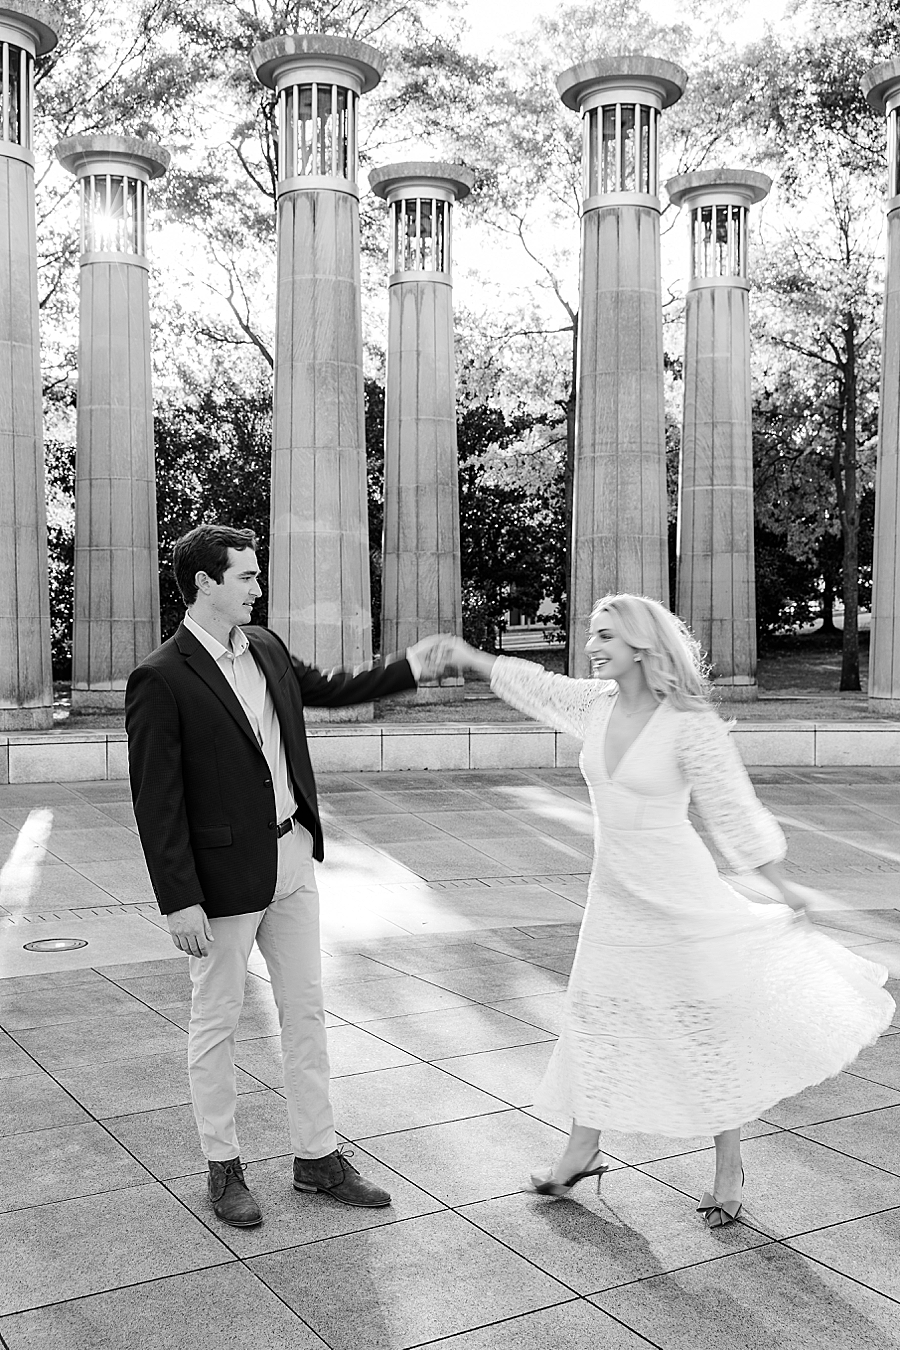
445, 594, 893, 1227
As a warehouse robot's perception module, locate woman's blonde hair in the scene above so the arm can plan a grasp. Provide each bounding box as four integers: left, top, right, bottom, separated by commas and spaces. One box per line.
591, 593, 711, 712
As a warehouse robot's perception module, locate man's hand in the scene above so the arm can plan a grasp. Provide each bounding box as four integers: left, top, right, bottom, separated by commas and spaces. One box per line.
442, 635, 497, 678
167, 904, 213, 958
408, 633, 456, 681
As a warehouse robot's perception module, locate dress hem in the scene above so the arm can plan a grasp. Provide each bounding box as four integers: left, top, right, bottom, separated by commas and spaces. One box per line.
535, 997, 895, 1139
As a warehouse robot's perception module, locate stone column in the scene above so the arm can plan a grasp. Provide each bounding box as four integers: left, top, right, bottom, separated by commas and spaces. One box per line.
369, 162, 472, 700
250, 35, 383, 703
666, 169, 770, 700
55, 135, 170, 711
0, 1, 59, 730
863, 60, 900, 713
557, 56, 687, 675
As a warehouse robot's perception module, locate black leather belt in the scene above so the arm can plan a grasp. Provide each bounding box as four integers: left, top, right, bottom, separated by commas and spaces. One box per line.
275, 815, 295, 838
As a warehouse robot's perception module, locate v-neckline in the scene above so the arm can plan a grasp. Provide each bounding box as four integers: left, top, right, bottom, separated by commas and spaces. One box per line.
603, 695, 664, 781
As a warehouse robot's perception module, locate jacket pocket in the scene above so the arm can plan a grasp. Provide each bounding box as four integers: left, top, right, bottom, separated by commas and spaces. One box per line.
191, 826, 233, 849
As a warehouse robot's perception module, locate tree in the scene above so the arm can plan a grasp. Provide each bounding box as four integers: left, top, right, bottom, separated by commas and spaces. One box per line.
364, 378, 385, 649
734, 19, 887, 687
751, 345, 877, 642
456, 406, 566, 650
153, 384, 273, 637
45, 432, 76, 678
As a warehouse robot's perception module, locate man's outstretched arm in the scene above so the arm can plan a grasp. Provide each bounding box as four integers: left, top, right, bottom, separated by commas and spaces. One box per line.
287, 634, 452, 708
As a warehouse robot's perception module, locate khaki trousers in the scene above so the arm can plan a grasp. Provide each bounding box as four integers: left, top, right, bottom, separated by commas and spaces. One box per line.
187, 825, 337, 1161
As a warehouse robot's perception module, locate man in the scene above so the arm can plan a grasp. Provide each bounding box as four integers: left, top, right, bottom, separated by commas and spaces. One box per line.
126, 523, 444, 1227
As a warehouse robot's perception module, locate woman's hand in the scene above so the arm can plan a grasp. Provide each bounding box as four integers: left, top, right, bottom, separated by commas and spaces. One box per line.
407, 634, 497, 681
446, 636, 497, 679
756, 862, 811, 921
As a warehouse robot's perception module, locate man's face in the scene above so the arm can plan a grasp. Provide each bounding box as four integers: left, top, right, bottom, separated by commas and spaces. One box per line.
201, 548, 262, 628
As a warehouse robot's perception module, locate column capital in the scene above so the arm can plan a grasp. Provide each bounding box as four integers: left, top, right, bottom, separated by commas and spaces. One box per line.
55, 133, 170, 181
557, 54, 686, 113
665, 168, 771, 210
667, 168, 767, 288
862, 59, 900, 114
369, 161, 474, 204
250, 32, 384, 94
371, 162, 471, 281
55, 134, 168, 264
0, 0, 59, 54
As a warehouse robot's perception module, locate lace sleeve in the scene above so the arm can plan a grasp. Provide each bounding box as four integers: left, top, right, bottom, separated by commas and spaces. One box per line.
490, 655, 613, 741
676, 710, 786, 872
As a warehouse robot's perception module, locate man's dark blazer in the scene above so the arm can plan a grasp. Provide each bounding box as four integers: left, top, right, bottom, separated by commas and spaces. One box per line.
125, 622, 416, 918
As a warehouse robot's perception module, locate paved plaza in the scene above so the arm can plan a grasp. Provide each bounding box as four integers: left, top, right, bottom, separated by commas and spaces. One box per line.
0, 765, 898, 1348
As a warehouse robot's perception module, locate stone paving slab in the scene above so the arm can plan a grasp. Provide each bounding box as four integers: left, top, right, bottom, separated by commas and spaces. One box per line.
0, 768, 898, 1348
0, 1263, 329, 1349
592, 1241, 900, 1349
0, 1182, 233, 1316
642, 1129, 900, 1240
0, 1119, 150, 1212
421, 1301, 656, 1349
248, 1209, 572, 1350
103, 1089, 297, 1179
459, 1173, 771, 1294
785, 1207, 900, 1303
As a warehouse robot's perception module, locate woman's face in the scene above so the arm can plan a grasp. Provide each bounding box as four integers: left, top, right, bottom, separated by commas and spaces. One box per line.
584, 609, 639, 682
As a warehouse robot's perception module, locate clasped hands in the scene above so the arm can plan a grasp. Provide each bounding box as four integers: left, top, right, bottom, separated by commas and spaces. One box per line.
408, 634, 493, 682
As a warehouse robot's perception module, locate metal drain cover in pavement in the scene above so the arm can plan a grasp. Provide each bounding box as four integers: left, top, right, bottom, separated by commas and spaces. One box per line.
23, 938, 88, 952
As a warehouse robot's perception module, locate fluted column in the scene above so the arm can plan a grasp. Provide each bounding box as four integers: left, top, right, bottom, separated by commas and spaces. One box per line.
666, 169, 770, 700
55, 135, 170, 710
862, 61, 900, 712
0, 1, 58, 730
250, 35, 383, 709
370, 162, 472, 701
557, 56, 687, 675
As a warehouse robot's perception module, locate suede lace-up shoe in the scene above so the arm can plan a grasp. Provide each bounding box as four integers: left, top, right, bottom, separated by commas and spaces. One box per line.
208, 1157, 262, 1227
293, 1147, 391, 1208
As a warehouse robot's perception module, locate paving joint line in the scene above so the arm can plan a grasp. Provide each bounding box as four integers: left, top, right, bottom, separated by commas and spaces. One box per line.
0, 1260, 246, 1325
770, 1233, 900, 1306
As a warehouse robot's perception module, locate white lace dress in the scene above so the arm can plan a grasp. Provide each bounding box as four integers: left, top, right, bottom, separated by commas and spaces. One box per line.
491, 656, 895, 1136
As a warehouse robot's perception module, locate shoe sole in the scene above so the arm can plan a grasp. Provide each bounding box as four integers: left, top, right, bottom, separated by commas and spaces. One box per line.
212, 1212, 263, 1227
293, 1181, 391, 1208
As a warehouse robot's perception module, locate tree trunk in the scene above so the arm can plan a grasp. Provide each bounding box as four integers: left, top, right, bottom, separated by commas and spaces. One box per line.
563, 313, 578, 665
837, 311, 860, 691
819, 575, 837, 634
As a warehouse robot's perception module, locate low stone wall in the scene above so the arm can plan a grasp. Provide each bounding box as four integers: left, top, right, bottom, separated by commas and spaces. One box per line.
1, 720, 900, 783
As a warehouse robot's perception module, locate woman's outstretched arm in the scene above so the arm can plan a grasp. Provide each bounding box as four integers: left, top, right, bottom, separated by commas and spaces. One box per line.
445, 637, 612, 742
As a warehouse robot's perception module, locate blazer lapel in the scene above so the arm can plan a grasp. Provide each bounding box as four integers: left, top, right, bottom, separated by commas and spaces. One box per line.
174, 623, 261, 752
247, 630, 293, 724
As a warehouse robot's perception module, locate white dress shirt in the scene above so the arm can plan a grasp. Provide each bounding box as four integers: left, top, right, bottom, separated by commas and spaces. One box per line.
184, 613, 299, 826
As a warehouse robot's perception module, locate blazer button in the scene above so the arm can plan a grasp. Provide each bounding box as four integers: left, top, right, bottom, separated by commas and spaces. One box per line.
263, 778, 272, 786
267, 820, 275, 830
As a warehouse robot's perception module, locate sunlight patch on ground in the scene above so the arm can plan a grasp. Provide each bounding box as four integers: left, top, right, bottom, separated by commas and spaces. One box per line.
0, 809, 53, 917
490, 784, 594, 832
774, 812, 900, 868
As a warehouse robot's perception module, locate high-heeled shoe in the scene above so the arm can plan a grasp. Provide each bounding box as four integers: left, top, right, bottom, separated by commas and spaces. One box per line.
530, 1150, 610, 1197
697, 1167, 744, 1228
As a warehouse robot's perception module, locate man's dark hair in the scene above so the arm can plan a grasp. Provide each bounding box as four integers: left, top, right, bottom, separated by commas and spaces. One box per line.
172, 524, 258, 606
